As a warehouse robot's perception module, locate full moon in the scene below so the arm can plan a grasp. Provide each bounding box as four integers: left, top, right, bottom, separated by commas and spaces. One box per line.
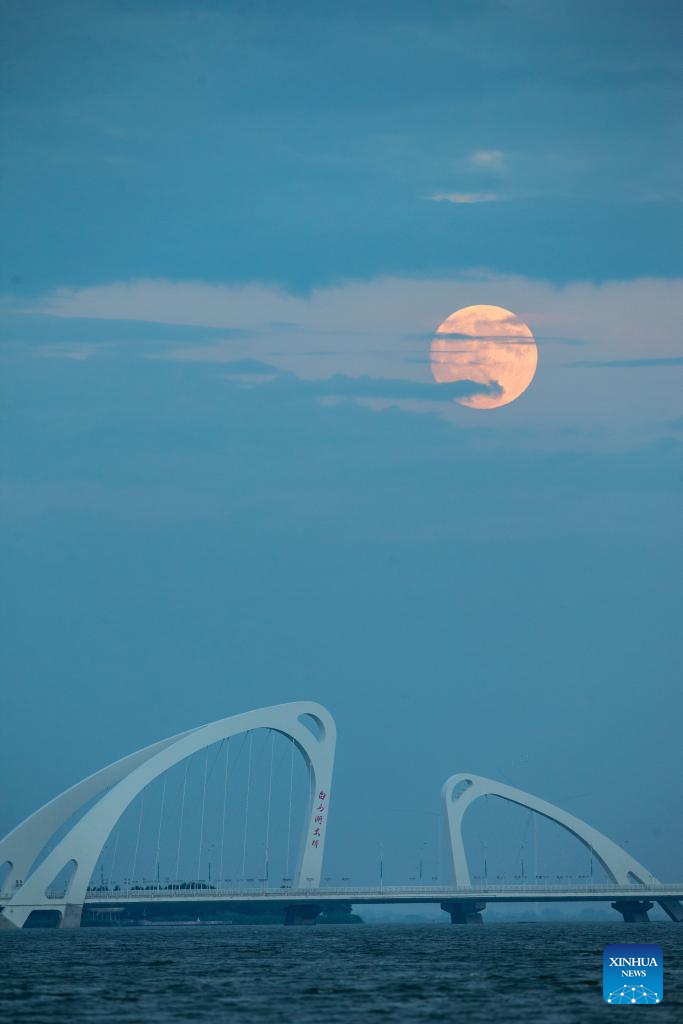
430, 304, 538, 409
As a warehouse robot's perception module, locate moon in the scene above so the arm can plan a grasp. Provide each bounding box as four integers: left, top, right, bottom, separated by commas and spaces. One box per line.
430, 304, 538, 409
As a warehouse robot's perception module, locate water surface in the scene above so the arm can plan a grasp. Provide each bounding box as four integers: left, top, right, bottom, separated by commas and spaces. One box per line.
1, 923, 681, 1022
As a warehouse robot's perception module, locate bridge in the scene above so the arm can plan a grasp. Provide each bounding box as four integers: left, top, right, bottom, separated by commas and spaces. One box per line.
1, 701, 681, 928
78, 883, 683, 927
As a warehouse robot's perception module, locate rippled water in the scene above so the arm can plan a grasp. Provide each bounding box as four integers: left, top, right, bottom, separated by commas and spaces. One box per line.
1, 923, 681, 1022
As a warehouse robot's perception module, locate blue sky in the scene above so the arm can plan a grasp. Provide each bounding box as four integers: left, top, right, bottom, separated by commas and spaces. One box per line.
1, 1, 681, 886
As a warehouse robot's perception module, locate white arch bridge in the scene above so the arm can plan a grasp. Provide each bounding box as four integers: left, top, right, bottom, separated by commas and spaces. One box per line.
1, 701, 681, 928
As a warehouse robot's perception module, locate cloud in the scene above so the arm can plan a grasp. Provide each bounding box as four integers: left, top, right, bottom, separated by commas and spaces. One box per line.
267, 370, 502, 404
221, 358, 279, 376
0, 309, 251, 347
14, 271, 682, 365
470, 149, 505, 169
210, 361, 503, 405
5, 271, 683, 444
570, 356, 683, 368
429, 192, 500, 204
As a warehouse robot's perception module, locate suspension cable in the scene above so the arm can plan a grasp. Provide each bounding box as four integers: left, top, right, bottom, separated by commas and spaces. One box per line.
175, 757, 191, 886
436, 807, 441, 881
241, 731, 253, 879
219, 737, 230, 886
131, 789, 145, 886
154, 776, 167, 887
533, 814, 539, 880
263, 730, 275, 884
196, 746, 209, 884
109, 825, 120, 890
285, 739, 295, 879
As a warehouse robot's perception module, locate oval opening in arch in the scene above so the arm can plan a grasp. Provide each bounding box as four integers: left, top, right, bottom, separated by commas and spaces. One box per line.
451, 779, 473, 802
0, 860, 12, 891
297, 714, 325, 741
46, 859, 78, 899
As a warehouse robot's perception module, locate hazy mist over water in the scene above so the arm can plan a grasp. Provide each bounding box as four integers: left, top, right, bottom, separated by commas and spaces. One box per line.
1, 924, 682, 1023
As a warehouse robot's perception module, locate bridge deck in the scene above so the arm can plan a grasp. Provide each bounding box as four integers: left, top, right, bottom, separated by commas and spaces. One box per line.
74, 884, 683, 908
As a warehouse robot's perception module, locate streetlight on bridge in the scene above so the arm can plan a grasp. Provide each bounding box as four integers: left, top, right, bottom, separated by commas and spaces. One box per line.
418, 842, 428, 882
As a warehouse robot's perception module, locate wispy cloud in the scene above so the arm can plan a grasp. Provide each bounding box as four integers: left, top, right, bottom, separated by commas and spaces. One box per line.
5, 272, 682, 441
470, 149, 505, 169
430, 192, 500, 204
571, 356, 683, 368
214, 361, 503, 404
222, 358, 279, 376
269, 371, 502, 404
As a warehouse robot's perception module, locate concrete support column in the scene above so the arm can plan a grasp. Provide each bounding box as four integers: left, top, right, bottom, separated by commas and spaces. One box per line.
284, 903, 321, 926
611, 900, 654, 923
60, 904, 83, 928
440, 900, 486, 924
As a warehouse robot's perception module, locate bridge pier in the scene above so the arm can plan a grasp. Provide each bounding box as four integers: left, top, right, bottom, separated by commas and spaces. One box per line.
611, 900, 654, 923
60, 904, 83, 929
440, 900, 486, 924
284, 903, 321, 926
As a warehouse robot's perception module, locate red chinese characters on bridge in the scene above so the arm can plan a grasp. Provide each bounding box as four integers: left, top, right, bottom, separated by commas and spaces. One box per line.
310, 791, 327, 848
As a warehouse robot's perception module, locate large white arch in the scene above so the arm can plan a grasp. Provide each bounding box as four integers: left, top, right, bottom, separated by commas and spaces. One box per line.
0, 732, 194, 898
1, 701, 336, 929
441, 773, 656, 888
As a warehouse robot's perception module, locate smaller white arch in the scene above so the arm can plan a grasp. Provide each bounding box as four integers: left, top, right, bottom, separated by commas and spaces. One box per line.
441, 773, 656, 888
